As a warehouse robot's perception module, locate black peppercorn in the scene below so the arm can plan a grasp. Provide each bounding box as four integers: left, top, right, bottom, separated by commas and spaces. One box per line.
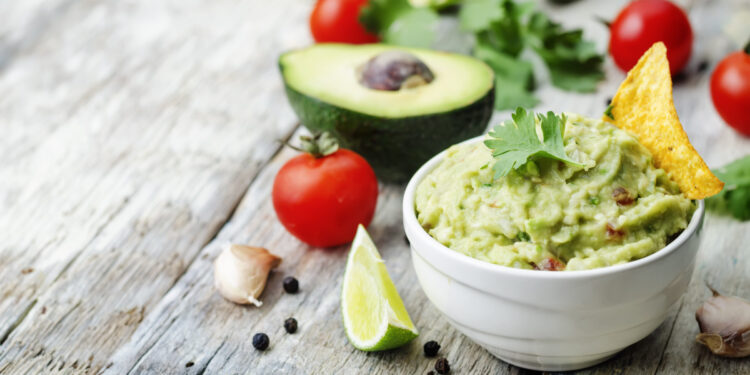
434, 357, 450, 374
697, 59, 709, 73
252, 333, 270, 351
283, 276, 299, 293
423, 340, 440, 357
284, 318, 298, 334
673, 71, 687, 84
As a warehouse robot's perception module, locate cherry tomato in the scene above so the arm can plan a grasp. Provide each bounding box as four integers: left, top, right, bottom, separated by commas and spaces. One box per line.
609, 0, 693, 74
711, 47, 750, 136
310, 0, 379, 44
273, 148, 378, 247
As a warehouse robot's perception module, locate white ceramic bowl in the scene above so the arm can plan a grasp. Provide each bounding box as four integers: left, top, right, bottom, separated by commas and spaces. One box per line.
402, 137, 705, 371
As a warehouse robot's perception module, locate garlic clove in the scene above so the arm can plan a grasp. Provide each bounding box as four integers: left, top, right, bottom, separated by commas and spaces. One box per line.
695, 287, 750, 357
213, 244, 281, 306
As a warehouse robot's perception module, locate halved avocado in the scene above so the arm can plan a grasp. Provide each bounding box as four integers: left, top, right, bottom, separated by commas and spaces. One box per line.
279, 44, 495, 182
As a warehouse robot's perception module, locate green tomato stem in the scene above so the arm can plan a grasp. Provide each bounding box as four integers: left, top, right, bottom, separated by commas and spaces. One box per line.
294, 132, 339, 159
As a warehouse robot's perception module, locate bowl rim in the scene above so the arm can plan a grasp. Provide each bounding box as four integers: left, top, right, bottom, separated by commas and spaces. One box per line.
403, 135, 705, 280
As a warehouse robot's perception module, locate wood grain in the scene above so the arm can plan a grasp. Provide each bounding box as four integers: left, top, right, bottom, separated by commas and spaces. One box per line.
0, 0, 306, 372
1, 0, 749, 374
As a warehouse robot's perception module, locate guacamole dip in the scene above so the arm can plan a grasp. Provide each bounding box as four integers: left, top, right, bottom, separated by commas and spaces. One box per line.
414, 114, 695, 271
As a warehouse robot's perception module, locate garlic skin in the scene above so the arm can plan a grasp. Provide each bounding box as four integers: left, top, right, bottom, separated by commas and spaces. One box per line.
214, 244, 281, 306
695, 287, 750, 357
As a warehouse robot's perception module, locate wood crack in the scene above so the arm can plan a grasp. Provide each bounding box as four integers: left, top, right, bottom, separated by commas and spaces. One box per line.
0, 299, 37, 347
53, 195, 133, 284
116, 124, 300, 374
195, 340, 225, 375
124, 317, 177, 375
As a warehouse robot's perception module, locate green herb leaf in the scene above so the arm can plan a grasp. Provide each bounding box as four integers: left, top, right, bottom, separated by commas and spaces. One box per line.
360, 0, 605, 103
713, 156, 750, 188
707, 156, 750, 221
458, 0, 503, 32
484, 108, 583, 179
474, 42, 538, 109
524, 12, 605, 92
473, 1, 527, 56
604, 104, 614, 120
360, 0, 438, 48
493, 76, 539, 110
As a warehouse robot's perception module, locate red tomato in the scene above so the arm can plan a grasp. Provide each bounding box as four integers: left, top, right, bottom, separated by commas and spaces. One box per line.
310, 0, 379, 44
609, 0, 693, 74
273, 149, 378, 247
711, 48, 750, 136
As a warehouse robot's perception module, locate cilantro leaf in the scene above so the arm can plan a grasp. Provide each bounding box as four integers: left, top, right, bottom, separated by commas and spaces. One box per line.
384, 7, 438, 47
360, 0, 438, 48
713, 156, 750, 188
524, 12, 604, 92
474, 42, 538, 109
359, 0, 605, 106
472, 1, 526, 56
604, 104, 614, 120
473, 41, 534, 89
707, 156, 750, 221
484, 108, 583, 179
458, 0, 503, 32
493, 75, 539, 110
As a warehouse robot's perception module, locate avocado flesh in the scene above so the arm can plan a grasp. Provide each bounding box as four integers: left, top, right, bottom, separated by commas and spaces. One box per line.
279, 44, 495, 182
280, 44, 494, 118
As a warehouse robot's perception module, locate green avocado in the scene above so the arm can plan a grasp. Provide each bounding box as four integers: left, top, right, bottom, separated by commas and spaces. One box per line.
279, 44, 495, 182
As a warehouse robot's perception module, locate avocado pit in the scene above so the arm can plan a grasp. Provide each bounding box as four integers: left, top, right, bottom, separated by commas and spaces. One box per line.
359, 51, 435, 91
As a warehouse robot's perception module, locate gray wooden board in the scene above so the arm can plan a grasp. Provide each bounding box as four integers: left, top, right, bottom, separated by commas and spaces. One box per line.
1, 0, 749, 374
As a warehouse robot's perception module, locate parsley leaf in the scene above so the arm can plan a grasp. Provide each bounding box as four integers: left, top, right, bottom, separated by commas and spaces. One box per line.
484, 108, 583, 179
360, 0, 438, 48
707, 156, 750, 221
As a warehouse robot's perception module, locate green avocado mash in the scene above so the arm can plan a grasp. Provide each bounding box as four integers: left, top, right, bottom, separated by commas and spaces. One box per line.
415, 114, 695, 271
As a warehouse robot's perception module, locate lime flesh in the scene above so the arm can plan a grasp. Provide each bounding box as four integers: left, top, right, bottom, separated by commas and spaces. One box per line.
341, 225, 418, 351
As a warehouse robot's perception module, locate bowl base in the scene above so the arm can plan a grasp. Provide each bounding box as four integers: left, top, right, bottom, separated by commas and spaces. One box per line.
485, 346, 619, 371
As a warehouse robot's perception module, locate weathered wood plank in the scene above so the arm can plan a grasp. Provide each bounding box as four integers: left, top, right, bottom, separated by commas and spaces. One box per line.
2, 0, 749, 374
0, 0, 309, 372
0, 0, 77, 72
104, 135, 519, 375
103, 0, 750, 374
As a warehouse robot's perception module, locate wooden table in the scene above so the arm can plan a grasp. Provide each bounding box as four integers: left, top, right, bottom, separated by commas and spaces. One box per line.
1, 0, 748, 373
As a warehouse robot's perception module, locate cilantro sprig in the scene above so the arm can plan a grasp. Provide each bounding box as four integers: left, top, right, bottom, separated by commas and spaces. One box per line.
484, 108, 583, 179
360, 0, 439, 48
707, 156, 750, 221
360, 0, 605, 110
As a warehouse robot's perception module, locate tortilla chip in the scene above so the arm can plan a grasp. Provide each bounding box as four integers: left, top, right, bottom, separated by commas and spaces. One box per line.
603, 42, 723, 199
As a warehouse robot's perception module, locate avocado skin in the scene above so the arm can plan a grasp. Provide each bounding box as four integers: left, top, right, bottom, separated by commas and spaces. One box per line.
282, 84, 494, 183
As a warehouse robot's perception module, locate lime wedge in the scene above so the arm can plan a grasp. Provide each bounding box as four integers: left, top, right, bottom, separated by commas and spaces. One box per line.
341, 225, 418, 351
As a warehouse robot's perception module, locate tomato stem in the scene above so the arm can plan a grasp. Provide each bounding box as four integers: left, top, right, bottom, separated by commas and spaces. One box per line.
744, 40, 750, 55
287, 132, 339, 158
594, 16, 611, 28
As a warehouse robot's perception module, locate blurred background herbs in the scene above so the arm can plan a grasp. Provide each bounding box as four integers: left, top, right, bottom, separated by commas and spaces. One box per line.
360, 0, 605, 110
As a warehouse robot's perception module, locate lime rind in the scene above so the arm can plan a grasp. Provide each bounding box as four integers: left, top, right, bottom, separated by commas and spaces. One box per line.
341, 225, 418, 351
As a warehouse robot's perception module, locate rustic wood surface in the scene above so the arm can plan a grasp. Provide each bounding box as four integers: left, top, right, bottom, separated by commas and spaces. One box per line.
0, 0, 748, 374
